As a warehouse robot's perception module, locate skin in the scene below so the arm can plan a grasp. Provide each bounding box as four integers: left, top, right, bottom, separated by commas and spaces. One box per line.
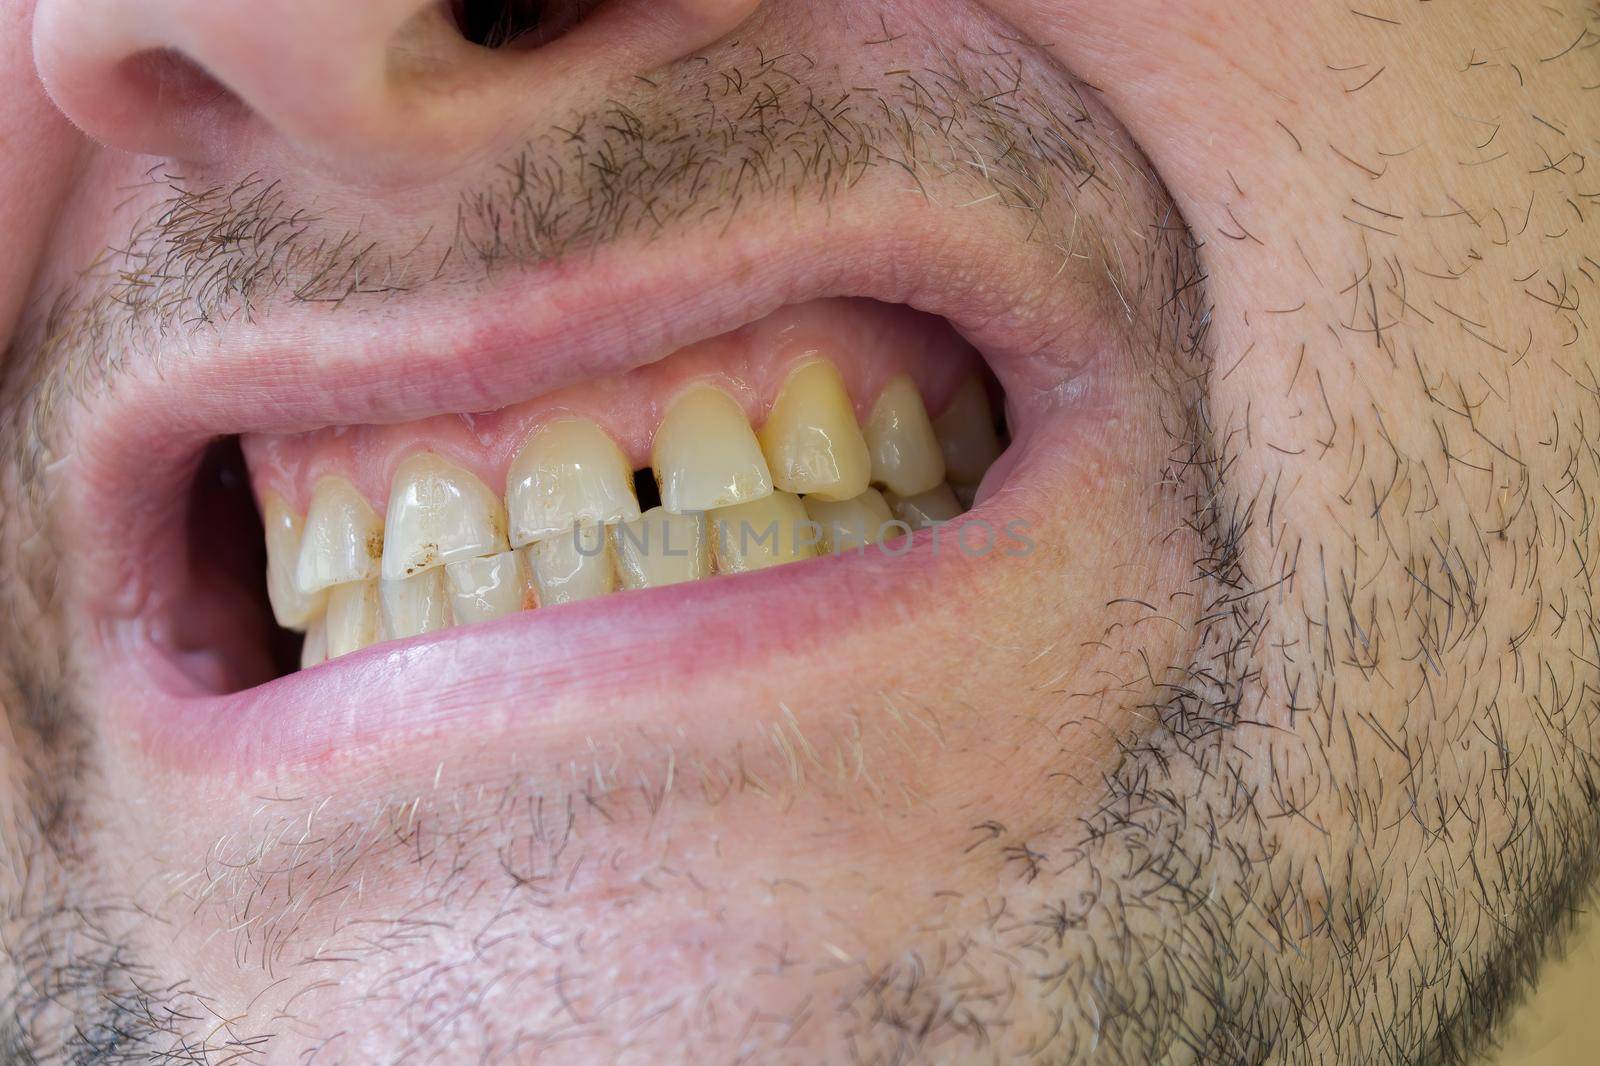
0, 0, 1596, 1062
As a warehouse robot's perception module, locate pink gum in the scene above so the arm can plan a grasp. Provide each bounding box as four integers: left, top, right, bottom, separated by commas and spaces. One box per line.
243, 298, 981, 512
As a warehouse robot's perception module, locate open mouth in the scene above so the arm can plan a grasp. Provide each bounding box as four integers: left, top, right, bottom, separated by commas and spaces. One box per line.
239, 299, 1009, 674
58, 67, 1148, 781
71, 235, 1129, 779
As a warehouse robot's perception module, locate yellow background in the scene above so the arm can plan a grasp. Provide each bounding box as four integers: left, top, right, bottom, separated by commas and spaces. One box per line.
1484, 905, 1600, 1066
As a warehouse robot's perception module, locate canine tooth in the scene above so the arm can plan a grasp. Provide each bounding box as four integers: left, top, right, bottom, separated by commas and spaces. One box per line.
885, 483, 963, 530
444, 550, 530, 625
613, 507, 709, 589
380, 569, 451, 640
757, 360, 870, 501
325, 580, 382, 659
262, 492, 327, 630
933, 377, 1004, 485
300, 616, 328, 670
382, 453, 509, 582
864, 375, 946, 496
804, 489, 896, 553
710, 491, 819, 573
507, 419, 641, 547
295, 477, 384, 595
524, 526, 617, 606
653, 385, 773, 513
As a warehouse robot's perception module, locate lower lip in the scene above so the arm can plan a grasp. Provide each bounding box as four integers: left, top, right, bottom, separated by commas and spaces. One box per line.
102, 431, 1069, 782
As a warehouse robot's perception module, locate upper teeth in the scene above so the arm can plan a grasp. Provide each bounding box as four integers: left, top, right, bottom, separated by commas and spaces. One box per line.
652, 385, 775, 513
757, 359, 871, 501
261, 490, 327, 631
933, 377, 1003, 485
507, 418, 641, 547
864, 373, 947, 497
295, 476, 384, 594
261, 365, 1002, 664
381, 453, 509, 582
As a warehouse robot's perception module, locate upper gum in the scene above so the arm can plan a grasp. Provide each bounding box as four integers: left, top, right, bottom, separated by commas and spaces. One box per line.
243, 299, 979, 513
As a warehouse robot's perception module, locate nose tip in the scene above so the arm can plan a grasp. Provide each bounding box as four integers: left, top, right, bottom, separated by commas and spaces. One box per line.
32, 0, 763, 183
32, 0, 445, 166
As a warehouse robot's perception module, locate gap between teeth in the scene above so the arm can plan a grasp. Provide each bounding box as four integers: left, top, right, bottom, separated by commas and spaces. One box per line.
272, 363, 1004, 666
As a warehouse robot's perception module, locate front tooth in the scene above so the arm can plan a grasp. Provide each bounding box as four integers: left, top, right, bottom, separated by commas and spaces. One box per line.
524, 526, 617, 606
885, 483, 963, 530
300, 616, 328, 670
652, 385, 773, 513
864, 375, 946, 496
444, 550, 530, 625
804, 489, 896, 553
295, 477, 384, 595
382, 453, 509, 582
613, 507, 709, 589
262, 491, 328, 629
757, 360, 871, 502
325, 579, 381, 659
933, 377, 1004, 486
380, 569, 452, 640
506, 419, 641, 547
710, 491, 819, 573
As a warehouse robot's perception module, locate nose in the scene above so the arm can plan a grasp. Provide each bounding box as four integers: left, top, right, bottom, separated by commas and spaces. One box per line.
32, 0, 760, 182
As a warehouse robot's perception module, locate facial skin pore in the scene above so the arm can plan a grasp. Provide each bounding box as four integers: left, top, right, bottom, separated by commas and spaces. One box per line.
0, 1, 1596, 1063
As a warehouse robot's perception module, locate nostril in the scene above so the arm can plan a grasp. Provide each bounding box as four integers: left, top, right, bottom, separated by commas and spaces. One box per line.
448, 0, 544, 47
446, 0, 598, 49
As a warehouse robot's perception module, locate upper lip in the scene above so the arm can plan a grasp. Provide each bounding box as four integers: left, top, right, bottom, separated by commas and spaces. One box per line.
62, 175, 1121, 781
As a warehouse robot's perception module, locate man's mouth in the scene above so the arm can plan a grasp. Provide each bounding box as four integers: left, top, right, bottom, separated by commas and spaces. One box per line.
240, 299, 1007, 673
65, 219, 1134, 783
46, 31, 1160, 785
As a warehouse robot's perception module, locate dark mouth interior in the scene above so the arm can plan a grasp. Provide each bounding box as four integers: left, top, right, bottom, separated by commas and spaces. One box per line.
180, 439, 300, 692
179, 308, 1009, 696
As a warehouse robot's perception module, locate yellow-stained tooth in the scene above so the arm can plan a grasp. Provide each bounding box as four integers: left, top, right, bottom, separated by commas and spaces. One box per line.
933, 377, 1004, 486
262, 491, 327, 629
885, 483, 963, 530
382, 453, 509, 582
523, 526, 617, 606
804, 489, 896, 553
864, 375, 946, 496
613, 507, 709, 589
380, 569, 452, 640
653, 385, 773, 513
444, 550, 530, 625
507, 419, 641, 548
710, 491, 819, 573
300, 616, 328, 670
757, 359, 871, 501
325, 580, 381, 660
295, 477, 384, 595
